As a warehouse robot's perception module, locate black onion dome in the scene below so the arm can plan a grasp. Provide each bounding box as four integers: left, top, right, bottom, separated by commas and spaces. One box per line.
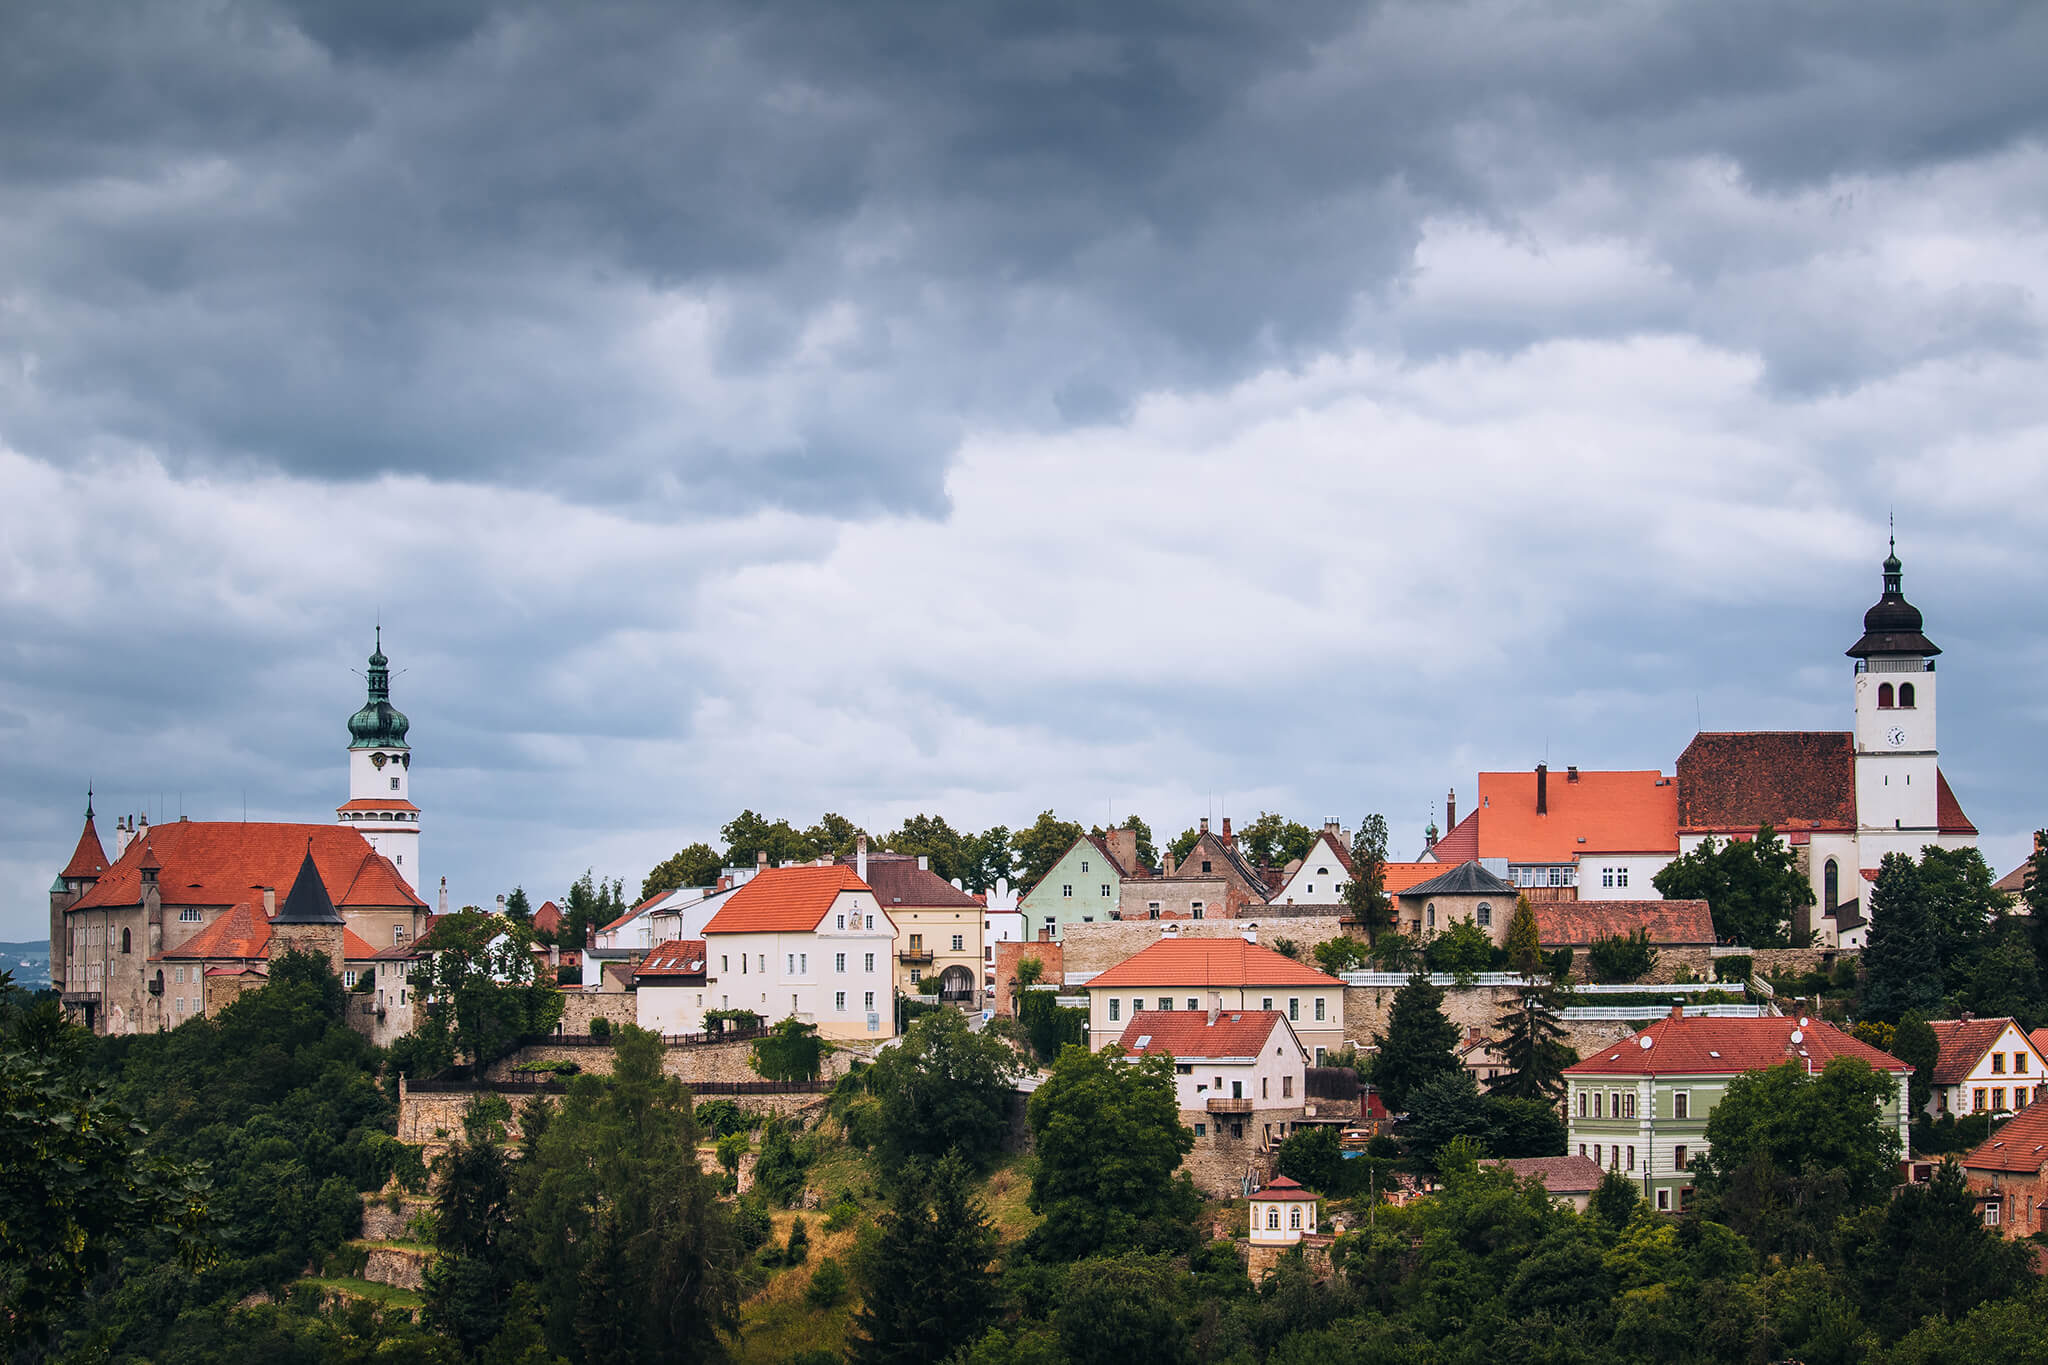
1846, 543, 1939, 658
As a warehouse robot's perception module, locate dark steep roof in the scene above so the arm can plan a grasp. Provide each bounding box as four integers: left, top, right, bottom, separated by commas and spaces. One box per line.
835, 853, 982, 908
1398, 861, 1513, 898
1846, 548, 1940, 659
273, 846, 345, 924
1676, 732, 1856, 832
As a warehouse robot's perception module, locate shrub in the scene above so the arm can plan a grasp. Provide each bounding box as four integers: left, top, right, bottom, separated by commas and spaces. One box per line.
1423, 920, 1494, 981
784, 1216, 810, 1265
1830, 957, 1860, 992
1270, 937, 1302, 961
1546, 947, 1574, 983
824, 1197, 861, 1231
754, 1117, 813, 1206
1588, 929, 1659, 984
1312, 936, 1372, 974
555, 963, 582, 986
1714, 955, 1753, 983
733, 1195, 773, 1252
805, 1257, 848, 1308
695, 1098, 755, 1137
588, 1015, 611, 1039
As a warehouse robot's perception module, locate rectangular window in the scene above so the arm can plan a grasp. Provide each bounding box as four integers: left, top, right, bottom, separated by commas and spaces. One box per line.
1062, 885, 1073, 898
1624, 1093, 1636, 1119
1994, 1053, 2007, 1074
864, 991, 875, 1010
1674, 1144, 1688, 1171
1994, 1088, 2008, 1111
343, 970, 357, 988
1616, 867, 1629, 888
1593, 1093, 1603, 1119
865, 953, 875, 971
1602, 867, 1615, 888
1158, 997, 1173, 1011
1610, 1091, 1621, 1117
1194, 1123, 1206, 1137
1674, 1092, 1689, 1120
1289, 998, 1300, 1021
1315, 997, 1326, 1022
1656, 1188, 1671, 1211
1262, 997, 1273, 1011
1578, 1092, 1588, 1118
1133, 999, 1142, 1018
1187, 997, 1198, 1011
1627, 1145, 1636, 1171
787, 954, 795, 974
173, 966, 185, 984
1262, 1077, 1269, 1099
391, 776, 401, 791
952, 934, 964, 951
1986, 1203, 2002, 1227
1975, 1087, 1988, 1111
835, 991, 846, 1010
866, 915, 875, 929
1316, 1047, 1326, 1065
1282, 1075, 1294, 1098
910, 969, 921, 983
799, 953, 808, 974
836, 953, 846, 972
179, 908, 203, 923
758, 955, 766, 973
836, 915, 845, 929
1081, 861, 1089, 873
1100, 884, 1110, 898
1109, 999, 1120, 1022
2020, 1053, 2031, 1074
721, 955, 729, 973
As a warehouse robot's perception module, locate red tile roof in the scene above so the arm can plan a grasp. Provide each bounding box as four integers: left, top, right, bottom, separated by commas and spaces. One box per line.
1486, 1154, 1604, 1195
1675, 732, 1856, 833
1998, 860, 2039, 897
1565, 1011, 1908, 1077
157, 898, 380, 962
1934, 770, 1977, 837
836, 854, 982, 908
1087, 936, 1342, 990
1253, 1174, 1319, 1202
1926, 1018, 2035, 1086
61, 815, 110, 880
1962, 1102, 2048, 1174
1383, 862, 1446, 893
702, 864, 878, 934
334, 798, 420, 813
531, 900, 562, 935
1474, 770, 1678, 859
1534, 900, 1716, 947
72, 822, 425, 911
2033, 1029, 2048, 1062
1117, 1009, 1296, 1061
635, 939, 709, 979
1429, 810, 1480, 864
336, 852, 417, 908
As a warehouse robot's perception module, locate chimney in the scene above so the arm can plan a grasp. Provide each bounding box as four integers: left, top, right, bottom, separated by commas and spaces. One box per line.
1199, 817, 1209, 835
1037, 926, 1052, 942
1669, 1004, 1684, 1021
1324, 819, 1341, 838
1207, 1002, 1220, 1025
496, 893, 506, 915
917, 854, 928, 872
716, 875, 731, 892
1162, 849, 1177, 876
262, 887, 276, 916
1536, 763, 1548, 815
856, 834, 869, 883
1567, 765, 1580, 783
1105, 827, 1138, 871
1446, 789, 1457, 830
1222, 816, 1233, 844
440, 877, 449, 915
756, 850, 768, 872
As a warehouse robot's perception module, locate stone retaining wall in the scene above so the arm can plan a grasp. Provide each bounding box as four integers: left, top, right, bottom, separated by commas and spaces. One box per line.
485, 1035, 862, 1085
359, 1195, 434, 1241
396, 1080, 831, 1162
363, 1246, 429, 1292
1623, 945, 1839, 985
1059, 919, 1349, 975
557, 992, 638, 1032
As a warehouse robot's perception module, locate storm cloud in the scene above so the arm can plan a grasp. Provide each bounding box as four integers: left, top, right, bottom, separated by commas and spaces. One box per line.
4, 1, 2046, 932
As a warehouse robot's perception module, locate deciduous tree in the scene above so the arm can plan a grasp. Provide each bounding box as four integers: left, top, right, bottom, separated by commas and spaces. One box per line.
1012, 810, 1085, 887
637, 843, 720, 901
1651, 825, 1813, 947
1025, 1045, 1199, 1260
864, 1008, 1019, 1172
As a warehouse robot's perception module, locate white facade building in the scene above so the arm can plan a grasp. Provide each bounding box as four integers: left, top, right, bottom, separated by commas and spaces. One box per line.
335, 630, 420, 893
701, 864, 897, 1040
1269, 826, 1353, 906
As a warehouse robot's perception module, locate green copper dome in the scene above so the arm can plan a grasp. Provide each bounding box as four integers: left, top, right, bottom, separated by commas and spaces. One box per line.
347, 629, 411, 749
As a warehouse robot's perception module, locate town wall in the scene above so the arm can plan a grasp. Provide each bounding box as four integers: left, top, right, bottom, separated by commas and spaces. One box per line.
557, 991, 637, 1033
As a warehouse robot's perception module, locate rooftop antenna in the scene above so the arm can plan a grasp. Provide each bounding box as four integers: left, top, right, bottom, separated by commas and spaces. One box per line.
1696, 694, 1703, 733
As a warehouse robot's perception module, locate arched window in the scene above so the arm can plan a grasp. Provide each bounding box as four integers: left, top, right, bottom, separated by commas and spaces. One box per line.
1477, 903, 1492, 927
1824, 859, 1840, 911
121, 927, 131, 953
1878, 682, 1894, 708
1289, 1207, 1303, 1230
1266, 1208, 1280, 1230
1899, 682, 1916, 708
1426, 904, 1436, 931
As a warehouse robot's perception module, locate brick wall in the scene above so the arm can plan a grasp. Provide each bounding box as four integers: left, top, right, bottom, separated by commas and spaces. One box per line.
992, 940, 1064, 1017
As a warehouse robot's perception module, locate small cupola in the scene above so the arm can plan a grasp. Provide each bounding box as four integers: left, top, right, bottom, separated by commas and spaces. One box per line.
1846, 537, 1940, 662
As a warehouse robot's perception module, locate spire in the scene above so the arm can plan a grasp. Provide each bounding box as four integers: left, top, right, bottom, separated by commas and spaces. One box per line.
61, 794, 109, 880
1848, 533, 1937, 659
85, 784, 94, 821
348, 628, 410, 749
272, 840, 344, 924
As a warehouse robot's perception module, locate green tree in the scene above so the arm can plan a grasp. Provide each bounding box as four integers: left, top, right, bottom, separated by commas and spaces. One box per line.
1311, 936, 1371, 974
638, 843, 721, 901
1588, 1169, 1642, 1232
848, 1153, 1001, 1365
963, 826, 1015, 892
1342, 814, 1393, 940
1166, 826, 1200, 869
1915, 845, 2003, 978
751, 1017, 828, 1082
1235, 812, 1312, 869
1369, 971, 1460, 1113
1587, 927, 1659, 983
423, 1096, 523, 1354
503, 885, 533, 924
1012, 811, 1085, 887
1487, 985, 1575, 1102
864, 1008, 1019, 1172
1863, 853, 1943, 1023
1502, 895, 1543, 977
1651, 825, 1814, 947
1015, 990, 1086, 1064
1054, 1252, 1192, 1365
409, 909, 564, 1067
1485, 1094, 1567, 1158
1891, 1011, 1940, 1114
887, 814, 969, 883
1025, 1045, 1200, 1260
805, 812, 867, 860
515, 1026, 741, 1361
721, 809, 814, 868
1838, 1158, 2033, 1342
1423, 918, 1495, 980
558, 868, 624, 952
1403, 1068, 1494, 1166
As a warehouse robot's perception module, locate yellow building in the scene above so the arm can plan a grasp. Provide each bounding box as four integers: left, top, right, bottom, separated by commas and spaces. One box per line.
845, 847, 985, 1006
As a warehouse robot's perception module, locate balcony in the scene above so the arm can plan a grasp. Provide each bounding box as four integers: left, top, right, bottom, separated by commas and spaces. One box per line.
897, 950, 934, 964
1206, 1096, 1254, 1114
60, 989, 101, 1005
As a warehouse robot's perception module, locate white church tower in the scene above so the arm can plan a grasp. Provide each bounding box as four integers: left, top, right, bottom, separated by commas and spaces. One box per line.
1848, 539, 1941, 866
336, 629, 420, 892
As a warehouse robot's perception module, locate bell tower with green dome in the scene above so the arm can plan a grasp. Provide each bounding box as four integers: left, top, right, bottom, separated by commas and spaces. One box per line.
336, 628, 420, 893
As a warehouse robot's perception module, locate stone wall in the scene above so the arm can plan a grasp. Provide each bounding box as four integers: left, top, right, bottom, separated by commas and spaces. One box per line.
1179, 1106, 1303, 1198
364, 1246, 429, 1291
483, 1035, 862, 1085
557, 991, 637, 1033
360, 1194, 434, 1241
1619, 945, 1838, 985
396, 1079, 831, 1162
1060, 919, 1350, 975
992, 940, 1064, 1017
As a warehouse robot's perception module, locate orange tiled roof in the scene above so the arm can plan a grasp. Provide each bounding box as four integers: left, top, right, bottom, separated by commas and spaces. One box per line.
702, 864, 877, 934
337, 851, 417, 907
1927, 1018, 2034, 1086
1383, 862, 1446, 893
1962, 1102, 2048, 1174
1429, 810, 1480, 864
61, 815, 110, 880
1474, 769, 1678, 860
334, 798, 420, 813
1566, 1012, 1907, 1077
1534, 900, 1716, 947
157, 896, 382, 962
636, 939, 709, 979
72, 822, 425, 911
1254, 1175, 1319, 1202
1087, 936, 1342, 990
1117, 1008, 1295, 1061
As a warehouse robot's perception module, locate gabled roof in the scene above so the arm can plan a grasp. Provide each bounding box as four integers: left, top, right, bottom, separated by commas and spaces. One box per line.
336, 851, 416, 908
1534, 900, 1716, 948
1087, 936, 1341, 990
61, 813, 109, 880
635, 939, 709, 979
1565, 1012, 1908, 1077
702, 865, 877, 934
1399, 861, 1513, 898
1473, 769, 1678, 859
1675, 732, 1856, 833
1117, 1008, 1296, 1062
1997, 858, 2039, 898
1927, 1018, 2037, 1086
531, 900, 562, 935
1428, 810, 1480, 864
1485, 1154, 1603, 1195
70, 822, 425, 912
1962, 1102, 2048, 1174
836, 853, 981, 909
1934, 770, 1977, 837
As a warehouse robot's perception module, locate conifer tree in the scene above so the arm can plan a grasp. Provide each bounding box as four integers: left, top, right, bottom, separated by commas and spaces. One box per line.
1503, 895, 1543, 978
1892, 1011, 1940, 1114
1343, 814, 1393, 941
848, 1154, 1000, 1365
1369, 972, 1461, 1113
1487, 985, 1574, 1102
1862, 853, 1942, 1023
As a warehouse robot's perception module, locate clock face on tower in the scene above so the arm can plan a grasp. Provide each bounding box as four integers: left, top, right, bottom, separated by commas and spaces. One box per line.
1886, 725, 1907, 749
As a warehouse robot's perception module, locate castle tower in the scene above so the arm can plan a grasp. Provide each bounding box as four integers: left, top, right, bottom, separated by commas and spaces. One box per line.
1848, 538, 1941, 851
49, 789, 108, 997
269, 841, 347, 975
336, 629, 420, 892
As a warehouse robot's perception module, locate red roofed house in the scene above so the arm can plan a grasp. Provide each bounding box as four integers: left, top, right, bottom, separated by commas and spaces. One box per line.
1565, 1007, 1911, 1213
1483, 1155, 1605, 1213
52, 808, 426, 1037
632, 939, 711, 1034
1083, 927, 1346, 1062
1674, 546, 1978, 947
1923, 1017, 2048, 1120
1960, 1102, 2048, 1238
837, 839, 986, 1006
1119, 1008, 1309, 1191
701, 863, 897, 1040
1448, 767, 1681, 902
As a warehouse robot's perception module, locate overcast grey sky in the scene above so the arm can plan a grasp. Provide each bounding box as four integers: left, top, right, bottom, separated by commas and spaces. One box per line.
5, 0, 2046, 937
